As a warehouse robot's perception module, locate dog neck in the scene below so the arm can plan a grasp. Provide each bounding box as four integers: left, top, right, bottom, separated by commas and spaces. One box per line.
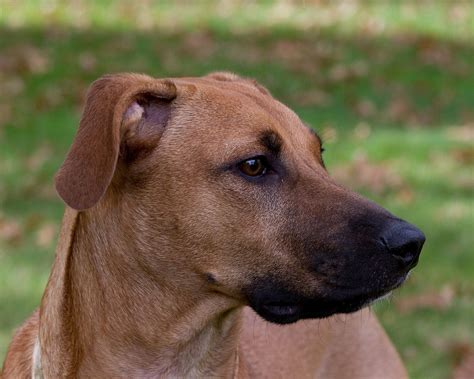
39, 204, 244, 378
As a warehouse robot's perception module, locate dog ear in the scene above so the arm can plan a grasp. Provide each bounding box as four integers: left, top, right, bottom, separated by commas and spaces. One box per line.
55, 73, 177, 211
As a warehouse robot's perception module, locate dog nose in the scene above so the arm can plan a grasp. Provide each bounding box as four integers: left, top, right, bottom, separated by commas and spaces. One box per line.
380, 221, 425, 270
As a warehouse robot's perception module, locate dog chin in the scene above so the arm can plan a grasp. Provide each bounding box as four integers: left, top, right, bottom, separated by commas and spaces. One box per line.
248, 276, 408, 325
253, 296, 375, 325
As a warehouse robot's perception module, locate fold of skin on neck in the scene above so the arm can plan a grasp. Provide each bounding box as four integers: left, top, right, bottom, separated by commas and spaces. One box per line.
39, 201, 243, 378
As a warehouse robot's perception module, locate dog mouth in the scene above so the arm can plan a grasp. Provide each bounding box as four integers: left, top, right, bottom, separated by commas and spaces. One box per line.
249, 275, 407, 325
260, 302, 302, 323
256, 297, 369, 325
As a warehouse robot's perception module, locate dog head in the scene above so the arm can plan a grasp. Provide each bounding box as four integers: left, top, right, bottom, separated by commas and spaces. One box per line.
56, 72, 425, 324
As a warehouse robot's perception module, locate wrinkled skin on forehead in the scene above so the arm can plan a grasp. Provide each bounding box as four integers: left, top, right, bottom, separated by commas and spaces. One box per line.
115, 74, 423, 324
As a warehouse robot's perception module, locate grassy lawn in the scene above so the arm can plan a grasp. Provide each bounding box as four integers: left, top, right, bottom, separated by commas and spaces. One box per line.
1, 2, 473, 378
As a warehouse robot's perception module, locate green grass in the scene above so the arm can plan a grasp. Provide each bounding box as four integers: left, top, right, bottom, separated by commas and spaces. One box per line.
1, 2, 473, 378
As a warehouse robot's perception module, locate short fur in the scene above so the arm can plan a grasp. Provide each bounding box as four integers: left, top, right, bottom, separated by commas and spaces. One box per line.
2, 72, 424, 378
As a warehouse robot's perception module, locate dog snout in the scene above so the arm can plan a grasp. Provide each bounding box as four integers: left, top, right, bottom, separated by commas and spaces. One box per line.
380, 221, 425, 270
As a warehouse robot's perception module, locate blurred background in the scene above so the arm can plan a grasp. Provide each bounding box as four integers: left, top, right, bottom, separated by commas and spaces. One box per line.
0, 1, 472, 378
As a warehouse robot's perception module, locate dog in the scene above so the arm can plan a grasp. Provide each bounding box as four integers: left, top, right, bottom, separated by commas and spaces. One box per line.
2, 72, 425, 378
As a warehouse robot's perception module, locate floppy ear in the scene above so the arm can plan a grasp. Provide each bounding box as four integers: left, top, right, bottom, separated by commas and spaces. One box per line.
55, 73, 176, 211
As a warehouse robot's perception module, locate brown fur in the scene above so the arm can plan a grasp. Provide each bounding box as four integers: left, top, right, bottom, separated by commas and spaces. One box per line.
2, 72, 408, 378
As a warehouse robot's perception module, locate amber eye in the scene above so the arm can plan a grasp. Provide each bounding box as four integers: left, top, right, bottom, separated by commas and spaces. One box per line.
238, 157, 268, 177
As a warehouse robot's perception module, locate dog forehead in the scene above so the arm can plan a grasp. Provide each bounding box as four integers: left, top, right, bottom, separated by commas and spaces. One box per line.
171, 78, 306, 144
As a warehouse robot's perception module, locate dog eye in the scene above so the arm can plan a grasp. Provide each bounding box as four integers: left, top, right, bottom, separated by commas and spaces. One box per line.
238, 157, 268, 177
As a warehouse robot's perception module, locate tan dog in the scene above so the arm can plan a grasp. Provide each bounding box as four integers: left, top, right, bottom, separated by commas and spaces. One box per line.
2, 72, 425, 378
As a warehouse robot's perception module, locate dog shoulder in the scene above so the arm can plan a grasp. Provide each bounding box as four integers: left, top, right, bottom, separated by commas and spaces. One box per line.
316, 309, 408, 379
2, 309, 39, 379
239, 307, 332, 377
239, 307, 407, 378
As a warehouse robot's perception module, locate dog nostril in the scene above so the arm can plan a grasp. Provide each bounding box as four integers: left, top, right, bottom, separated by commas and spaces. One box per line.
380, 222, 425, 270
390, 241, 421, 267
